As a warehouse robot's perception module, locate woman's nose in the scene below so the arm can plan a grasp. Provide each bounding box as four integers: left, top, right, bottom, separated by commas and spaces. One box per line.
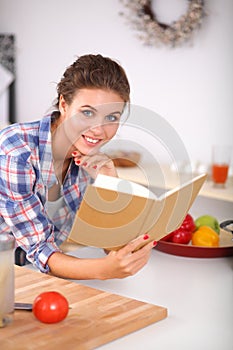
90, 124, 105, 135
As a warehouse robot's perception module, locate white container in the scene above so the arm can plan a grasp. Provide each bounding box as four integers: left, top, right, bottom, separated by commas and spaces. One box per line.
0, 233, 15, 327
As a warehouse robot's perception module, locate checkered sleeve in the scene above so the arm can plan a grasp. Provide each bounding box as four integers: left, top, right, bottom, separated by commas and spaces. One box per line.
0, 155, 61, 273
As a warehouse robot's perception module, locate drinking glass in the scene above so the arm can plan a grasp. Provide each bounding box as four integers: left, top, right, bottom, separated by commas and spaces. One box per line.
211, 145, 231, 188
0, 233, 15, 327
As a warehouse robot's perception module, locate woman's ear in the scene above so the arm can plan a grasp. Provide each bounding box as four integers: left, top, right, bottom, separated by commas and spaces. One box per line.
59, 95, 67, 114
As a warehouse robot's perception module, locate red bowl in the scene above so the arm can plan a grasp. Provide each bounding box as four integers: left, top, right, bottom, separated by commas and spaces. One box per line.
155, 229, 233, 258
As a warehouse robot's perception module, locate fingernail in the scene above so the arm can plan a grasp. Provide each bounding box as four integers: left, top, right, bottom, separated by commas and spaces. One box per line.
93, 165, 97, 169
72, 151, 78, 156
153, 241, 158, 247
82, 162, 87, 167
143, 234, 149, 240
76, 160, 81, 165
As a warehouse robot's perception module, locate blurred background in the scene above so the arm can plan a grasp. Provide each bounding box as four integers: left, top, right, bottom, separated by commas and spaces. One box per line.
0, 0, 232, 167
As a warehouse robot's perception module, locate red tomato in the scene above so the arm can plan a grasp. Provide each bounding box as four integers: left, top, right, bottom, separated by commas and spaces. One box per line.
32, 291, 69, 324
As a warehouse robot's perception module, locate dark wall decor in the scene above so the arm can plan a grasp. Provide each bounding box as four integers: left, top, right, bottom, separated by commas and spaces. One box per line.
120, 0, 205, 47
0, 34, 16, 123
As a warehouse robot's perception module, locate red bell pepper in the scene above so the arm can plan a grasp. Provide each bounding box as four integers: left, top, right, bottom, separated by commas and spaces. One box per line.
162, 213, 196, 244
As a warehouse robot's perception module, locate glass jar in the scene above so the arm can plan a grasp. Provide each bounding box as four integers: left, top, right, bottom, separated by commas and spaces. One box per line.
0, 233, 15, 327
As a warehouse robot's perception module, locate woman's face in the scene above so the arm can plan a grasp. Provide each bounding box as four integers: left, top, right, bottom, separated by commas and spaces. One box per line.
58, 88, 125, 157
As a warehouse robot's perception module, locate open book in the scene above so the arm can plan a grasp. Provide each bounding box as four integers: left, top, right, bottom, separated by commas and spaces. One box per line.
68, 173, 207, 249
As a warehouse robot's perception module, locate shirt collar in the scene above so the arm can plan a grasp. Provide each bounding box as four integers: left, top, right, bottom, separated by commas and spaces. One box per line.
38, 114, 80, 188
38, 115, 57, 186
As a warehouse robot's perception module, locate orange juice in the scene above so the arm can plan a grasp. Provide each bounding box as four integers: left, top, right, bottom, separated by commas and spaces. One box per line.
212, 164, 229, 184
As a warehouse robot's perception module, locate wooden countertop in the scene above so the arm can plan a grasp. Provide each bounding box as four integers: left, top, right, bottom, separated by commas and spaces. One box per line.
1, 266, 167, 350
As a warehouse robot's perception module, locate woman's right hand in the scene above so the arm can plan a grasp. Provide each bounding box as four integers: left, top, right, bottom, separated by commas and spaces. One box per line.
101, 235, 157, 279
47, 235, 157, 281
72, 152, 117, 179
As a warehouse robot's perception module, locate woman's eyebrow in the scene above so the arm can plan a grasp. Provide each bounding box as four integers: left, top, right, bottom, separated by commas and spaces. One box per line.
81, 105, 122, 115
80, 105, 97, 111
111, 111, 122, 115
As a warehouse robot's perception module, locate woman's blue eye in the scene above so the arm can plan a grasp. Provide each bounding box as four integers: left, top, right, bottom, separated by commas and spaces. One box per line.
82, 110, 93, 117
81, 110, 120, 122
106, 114, 119, 122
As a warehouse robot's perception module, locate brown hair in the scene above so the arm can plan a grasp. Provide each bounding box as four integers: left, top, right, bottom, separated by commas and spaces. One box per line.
54, 54, 130, 112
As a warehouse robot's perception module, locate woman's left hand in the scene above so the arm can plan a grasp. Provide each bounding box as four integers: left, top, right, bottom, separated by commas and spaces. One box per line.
72, 152, 117, 179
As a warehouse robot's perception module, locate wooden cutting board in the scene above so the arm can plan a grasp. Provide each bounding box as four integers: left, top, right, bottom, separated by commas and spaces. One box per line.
1, 266, 167, 350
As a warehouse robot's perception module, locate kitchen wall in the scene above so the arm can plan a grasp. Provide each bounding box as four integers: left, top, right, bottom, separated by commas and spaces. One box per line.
0, 0, 232, 166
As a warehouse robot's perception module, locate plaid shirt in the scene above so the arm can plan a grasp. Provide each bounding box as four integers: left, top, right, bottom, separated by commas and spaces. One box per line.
0, 115, 92, 272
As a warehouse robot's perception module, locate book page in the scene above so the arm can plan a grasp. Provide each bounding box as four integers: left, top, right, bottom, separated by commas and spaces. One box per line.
143, 173, 207, 241
94, 174, 157, 199
158, 173, 206, 200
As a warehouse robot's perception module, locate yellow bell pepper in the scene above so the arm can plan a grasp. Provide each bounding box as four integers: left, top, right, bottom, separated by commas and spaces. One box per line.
192, 226, 219, 247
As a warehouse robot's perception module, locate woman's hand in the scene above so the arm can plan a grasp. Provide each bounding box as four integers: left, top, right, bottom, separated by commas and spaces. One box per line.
48, 235, 157, 280
101, 235, 157, 280
72, 152, 117, 179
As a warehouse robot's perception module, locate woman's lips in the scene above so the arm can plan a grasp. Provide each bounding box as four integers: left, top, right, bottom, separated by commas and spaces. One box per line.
82, 135, 102, 146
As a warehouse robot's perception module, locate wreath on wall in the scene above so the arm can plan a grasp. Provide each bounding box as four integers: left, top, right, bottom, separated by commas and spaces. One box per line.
120, 0, 206, 47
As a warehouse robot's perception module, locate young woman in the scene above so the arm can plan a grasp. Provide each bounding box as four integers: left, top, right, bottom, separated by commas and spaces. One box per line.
0, 54, 156, 280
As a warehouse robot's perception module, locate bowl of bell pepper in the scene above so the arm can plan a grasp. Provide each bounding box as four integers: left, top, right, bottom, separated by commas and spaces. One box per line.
155, 214, 233, 258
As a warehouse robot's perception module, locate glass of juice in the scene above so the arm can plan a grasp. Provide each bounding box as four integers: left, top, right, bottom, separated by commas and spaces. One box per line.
211, 145, 232, 188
